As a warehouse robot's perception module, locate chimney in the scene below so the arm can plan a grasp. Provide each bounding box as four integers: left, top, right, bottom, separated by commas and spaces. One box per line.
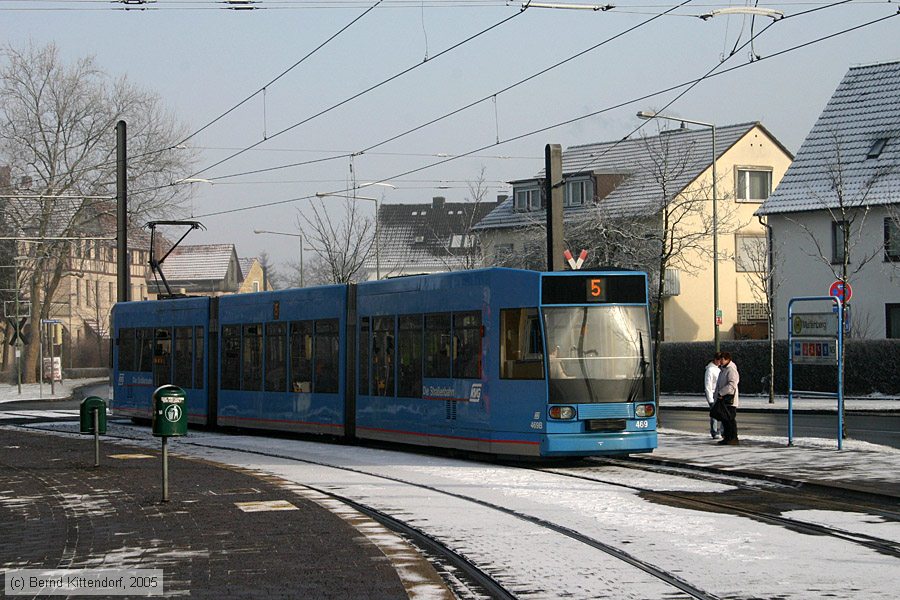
0, 166, 10, 190
432, 196, 445, 210
496, 194, 508, 204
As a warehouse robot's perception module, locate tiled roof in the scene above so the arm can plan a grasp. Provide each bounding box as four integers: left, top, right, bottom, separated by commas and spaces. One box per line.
474, 122, 763, 230
368, 198, 500, 273
1, 195, 150, 247
238, 257, 254, 280
159, 244, 236, 281
758, 60, 900, 215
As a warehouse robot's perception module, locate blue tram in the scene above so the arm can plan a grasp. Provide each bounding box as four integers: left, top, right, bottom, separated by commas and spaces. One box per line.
111, 268, 657, 457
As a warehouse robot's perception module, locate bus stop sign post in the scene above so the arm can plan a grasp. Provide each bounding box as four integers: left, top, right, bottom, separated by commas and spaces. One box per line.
787, 296, 844, 450
152, 385, 188, 502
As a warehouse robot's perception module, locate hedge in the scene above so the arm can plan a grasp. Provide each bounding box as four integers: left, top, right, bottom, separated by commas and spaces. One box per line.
660, 339, 900, 396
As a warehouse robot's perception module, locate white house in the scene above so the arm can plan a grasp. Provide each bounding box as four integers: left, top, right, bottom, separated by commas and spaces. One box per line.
757, 60, 900, 339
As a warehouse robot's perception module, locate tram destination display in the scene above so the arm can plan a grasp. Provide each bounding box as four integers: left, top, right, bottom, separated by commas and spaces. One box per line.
542, 274, 647, 305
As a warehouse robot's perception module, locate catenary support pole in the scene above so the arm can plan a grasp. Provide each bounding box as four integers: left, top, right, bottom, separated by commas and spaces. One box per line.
545, 144, 565, 272
116, 120, 130, 303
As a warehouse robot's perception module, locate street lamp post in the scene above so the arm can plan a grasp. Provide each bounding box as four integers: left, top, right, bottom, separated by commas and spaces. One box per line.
253, 229, 305, 288
638, 110, 720, 351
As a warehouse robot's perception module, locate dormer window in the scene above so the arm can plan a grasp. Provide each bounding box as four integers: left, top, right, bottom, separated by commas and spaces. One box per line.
564, 178, 592, 207
514, 186, 541, 211
414, 235, 425, 243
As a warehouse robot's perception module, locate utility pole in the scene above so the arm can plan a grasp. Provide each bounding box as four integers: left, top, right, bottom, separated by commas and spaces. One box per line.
545, 144, 565, 272
116, 120, 130, 303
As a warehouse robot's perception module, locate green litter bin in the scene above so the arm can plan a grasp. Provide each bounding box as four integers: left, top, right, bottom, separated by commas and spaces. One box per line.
79, 396, 107, 435
152, 385, 187, 437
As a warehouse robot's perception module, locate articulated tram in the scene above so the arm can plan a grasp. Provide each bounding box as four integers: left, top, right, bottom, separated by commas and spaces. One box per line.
112, 268, 657, 457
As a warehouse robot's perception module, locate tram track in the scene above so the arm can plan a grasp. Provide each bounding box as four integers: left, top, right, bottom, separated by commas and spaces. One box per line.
28, 423, 720, 600
537, 460, 900, 560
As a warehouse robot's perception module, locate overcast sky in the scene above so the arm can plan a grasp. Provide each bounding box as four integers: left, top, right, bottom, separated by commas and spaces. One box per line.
3, 1, 899, 270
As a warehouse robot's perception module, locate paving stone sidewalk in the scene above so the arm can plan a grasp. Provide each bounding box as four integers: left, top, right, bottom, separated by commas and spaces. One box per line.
0, 429, 416, 599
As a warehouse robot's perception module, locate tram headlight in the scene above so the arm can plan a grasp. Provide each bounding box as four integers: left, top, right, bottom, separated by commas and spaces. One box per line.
549, 406, 576, 420
635, 403, 655, 418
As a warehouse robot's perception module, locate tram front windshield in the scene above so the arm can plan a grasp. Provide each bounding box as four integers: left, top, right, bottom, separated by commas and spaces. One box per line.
543, 305, 651, 404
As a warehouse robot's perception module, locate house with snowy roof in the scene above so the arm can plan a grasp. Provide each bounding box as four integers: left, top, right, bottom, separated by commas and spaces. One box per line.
238, 256, 274, 293
360, 196, 502, 280
473, 122, 793, 343
757, 60, 900, 340
147, 243, 243, 297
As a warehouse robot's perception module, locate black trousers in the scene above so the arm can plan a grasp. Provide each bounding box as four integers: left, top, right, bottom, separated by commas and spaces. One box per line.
721, 405, 738, 441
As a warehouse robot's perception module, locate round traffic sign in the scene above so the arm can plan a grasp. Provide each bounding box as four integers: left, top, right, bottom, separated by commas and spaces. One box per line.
829, 280, 852, 302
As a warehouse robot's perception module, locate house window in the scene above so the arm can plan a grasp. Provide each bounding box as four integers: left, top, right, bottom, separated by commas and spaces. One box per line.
564, 179, 592, 207
735, 235, 766, 272
885, 218, 900, 262
514, 187, 541, 211
887, 304, 900, 339
736, 169, 772, 201
449, 235, 475, 249
832, 220, 849, 264
253, 281, 260, 292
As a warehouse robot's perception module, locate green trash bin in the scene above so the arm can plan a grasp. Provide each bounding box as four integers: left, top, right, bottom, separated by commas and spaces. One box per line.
152, 385, 188, 437
79, 396, 107, 435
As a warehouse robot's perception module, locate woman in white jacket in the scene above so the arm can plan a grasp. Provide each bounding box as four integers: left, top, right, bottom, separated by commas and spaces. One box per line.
704, 354, 722, 439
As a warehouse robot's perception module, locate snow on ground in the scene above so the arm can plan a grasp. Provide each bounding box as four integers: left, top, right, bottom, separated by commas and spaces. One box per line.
15, 421, 899, 599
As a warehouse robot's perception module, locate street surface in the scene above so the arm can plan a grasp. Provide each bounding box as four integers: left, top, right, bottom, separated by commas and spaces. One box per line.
660, 408, 900, 448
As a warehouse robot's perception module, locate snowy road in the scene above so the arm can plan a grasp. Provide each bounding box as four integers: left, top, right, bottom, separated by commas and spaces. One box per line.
24, 423, 900, 599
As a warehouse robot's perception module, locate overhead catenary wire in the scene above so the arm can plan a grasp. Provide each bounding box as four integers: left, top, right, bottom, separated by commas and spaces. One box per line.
193, 7, 898, 219
192, 0, 693, 184
185, 6, 528, 180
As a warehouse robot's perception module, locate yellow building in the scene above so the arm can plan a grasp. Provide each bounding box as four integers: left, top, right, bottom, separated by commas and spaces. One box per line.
474, 122, 793, 343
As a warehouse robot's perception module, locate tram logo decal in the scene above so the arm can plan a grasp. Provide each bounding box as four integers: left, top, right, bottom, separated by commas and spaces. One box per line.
469, 384, 482, 403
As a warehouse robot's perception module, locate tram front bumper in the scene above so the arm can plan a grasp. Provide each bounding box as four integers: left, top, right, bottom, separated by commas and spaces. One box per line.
541, 430, 657, 457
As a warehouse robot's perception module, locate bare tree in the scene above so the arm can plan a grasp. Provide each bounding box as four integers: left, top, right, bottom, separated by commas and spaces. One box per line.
297, 196, 374, 284
0, 42, 197, 381
741, 227, 780, 403
257, 251, 278, 290
637, 129, 728, 401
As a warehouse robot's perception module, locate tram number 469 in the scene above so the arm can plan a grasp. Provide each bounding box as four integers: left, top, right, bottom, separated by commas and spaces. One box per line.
635, 420, 650, 429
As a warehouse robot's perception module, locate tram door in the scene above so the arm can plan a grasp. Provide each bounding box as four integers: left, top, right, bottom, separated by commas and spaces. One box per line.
153, 327, 172, 388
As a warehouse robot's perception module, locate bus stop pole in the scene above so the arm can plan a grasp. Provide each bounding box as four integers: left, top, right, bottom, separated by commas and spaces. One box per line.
162, 437, 169, 502
93, 407, 100, 467
787, 300, 795, 446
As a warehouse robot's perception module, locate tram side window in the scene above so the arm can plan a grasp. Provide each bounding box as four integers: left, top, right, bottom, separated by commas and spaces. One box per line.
290, 321, 313, 393
453, 311, 482, 379
359, 318, 370, 395
242, 324, 263, 391
372, 316, 395, 396
153, 328, 172, 387
138, 328, 154, 373
221, 325, 241, 390
500, 308, 544, 380
265, 322, 287, 393
173, 327, 193, 388
118, 328, 135, 371
424, 313, 451, 378
193, 327, 204, 389
398, 314, 423, 398
313, 320, 339, 393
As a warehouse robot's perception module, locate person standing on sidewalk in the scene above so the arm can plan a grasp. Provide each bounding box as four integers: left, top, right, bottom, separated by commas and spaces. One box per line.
704, 353, 723, 439
715, 352, 740, 445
